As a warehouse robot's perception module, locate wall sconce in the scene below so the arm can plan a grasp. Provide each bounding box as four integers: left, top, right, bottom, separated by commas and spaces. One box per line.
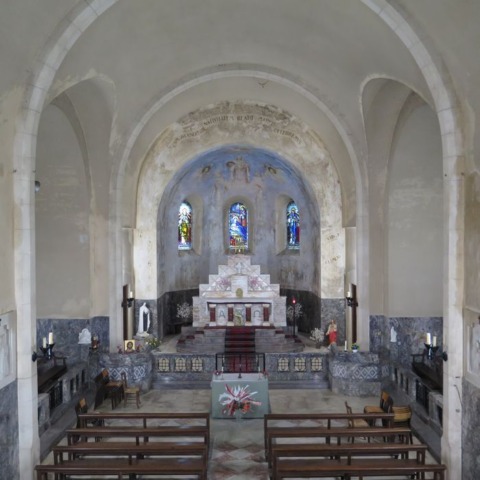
122, 290, 135, 308
345, 291, 358, 307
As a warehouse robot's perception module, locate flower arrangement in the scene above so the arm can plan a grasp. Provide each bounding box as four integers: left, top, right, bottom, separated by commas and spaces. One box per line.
286, 303, 303, 322
351, 342, 360, 351
310, 328, 324, 342
145, 336, 161, 350
219, 384, 261, 416
177, 302, 193, 320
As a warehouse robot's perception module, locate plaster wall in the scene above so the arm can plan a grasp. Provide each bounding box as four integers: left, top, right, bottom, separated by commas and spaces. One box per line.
0, 89, 20, 315
387, 104, 443, 317
36, 104, 90, 317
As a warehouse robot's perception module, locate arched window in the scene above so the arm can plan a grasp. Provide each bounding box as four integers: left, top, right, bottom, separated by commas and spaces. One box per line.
286, 201, 300, 249
229, 202, 248, 252
178, 201, 192, 250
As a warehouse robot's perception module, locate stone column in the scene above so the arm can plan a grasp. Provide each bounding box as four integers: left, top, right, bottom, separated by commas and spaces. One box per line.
209, 304, 216, 324
263, 304, 270, 323
245, 304, 251, 323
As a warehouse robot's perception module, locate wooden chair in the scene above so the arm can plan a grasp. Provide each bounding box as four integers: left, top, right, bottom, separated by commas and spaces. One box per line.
392, 405, 413, 443
345, 401, 370, 428
100, 369, 124, 409
345, 401, 370, 442
73, 398, 104, 442
364, 390, 390, 414
121, 371, 141, 408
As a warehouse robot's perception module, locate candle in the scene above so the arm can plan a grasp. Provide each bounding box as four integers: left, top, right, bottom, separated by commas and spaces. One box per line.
48, 332, 53, 344
425, 332, 431, 345
129, 291, 133, 298
347, 291, 351, 298
42, 337, 47, 348
344, 341, 347, 351
432, 336, 437, 347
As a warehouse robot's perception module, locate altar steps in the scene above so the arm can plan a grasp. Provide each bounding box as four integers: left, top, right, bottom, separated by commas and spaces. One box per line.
224, 327, 256, 355
176, 325, 304, 354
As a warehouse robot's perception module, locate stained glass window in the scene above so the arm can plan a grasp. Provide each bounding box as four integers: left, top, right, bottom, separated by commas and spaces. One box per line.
178, 201, 192, 250
229, 202, 248, 252
286, 201, 300, 249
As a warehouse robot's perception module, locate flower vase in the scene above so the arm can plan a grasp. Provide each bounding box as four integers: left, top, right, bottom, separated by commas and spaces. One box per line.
235, 410, 242, 422
315, 341, 321, 349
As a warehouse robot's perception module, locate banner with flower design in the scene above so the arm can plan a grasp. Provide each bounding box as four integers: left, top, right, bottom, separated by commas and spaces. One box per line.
218, 384, 262, 416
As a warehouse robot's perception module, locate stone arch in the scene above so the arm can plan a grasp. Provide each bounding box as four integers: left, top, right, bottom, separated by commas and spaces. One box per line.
135, 103, 342, 304
11, 1, 464, 476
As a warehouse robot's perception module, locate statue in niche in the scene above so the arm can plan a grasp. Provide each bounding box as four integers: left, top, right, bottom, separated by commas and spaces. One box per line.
390, 326, 397, 343
78, 327, 92, 344
137, 303, 151, 336
325, 320, 337, 345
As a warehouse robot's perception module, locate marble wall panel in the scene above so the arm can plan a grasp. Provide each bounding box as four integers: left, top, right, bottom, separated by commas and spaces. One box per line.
462, 379, 480, 479
370, 315, 443, 368
36, 316, 109, 365
0, 380, 19, 480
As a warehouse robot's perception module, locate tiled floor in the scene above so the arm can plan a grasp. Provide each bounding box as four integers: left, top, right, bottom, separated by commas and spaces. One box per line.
40, 334, 438, 478
44, 386, 437, 479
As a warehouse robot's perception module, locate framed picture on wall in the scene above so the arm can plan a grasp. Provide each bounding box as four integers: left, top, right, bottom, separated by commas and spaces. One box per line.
124, 339, 136, 353
465, 309, 480, 387
0, 311, 16, 390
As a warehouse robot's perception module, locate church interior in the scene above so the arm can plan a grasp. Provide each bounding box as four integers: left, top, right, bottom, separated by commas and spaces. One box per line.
0, 1, 479, 479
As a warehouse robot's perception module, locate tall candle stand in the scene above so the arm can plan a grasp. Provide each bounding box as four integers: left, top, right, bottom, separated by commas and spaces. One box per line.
424, 343, 439, 360
40, 343, 55, 360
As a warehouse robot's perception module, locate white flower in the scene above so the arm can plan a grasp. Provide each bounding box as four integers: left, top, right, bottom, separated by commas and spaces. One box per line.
177, 302, 193, 319
310, 328, 324, 342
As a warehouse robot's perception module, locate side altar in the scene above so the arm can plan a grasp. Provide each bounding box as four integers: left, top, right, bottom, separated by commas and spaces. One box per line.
192, 256, 287, 328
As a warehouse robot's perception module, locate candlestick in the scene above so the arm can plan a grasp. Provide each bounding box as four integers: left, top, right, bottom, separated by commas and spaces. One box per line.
48, 332, 54, 344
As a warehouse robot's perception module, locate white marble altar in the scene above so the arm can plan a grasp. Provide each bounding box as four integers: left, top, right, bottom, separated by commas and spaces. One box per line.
192, 256, 287, 328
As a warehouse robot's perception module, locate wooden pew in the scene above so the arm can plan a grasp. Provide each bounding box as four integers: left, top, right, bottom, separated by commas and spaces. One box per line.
35, 456, 206, 479
270, 442, 429, 477
77, 411, 210, 429
52, 441, 208, 477
74, 411, 210, 449
266, 426, 412, 466
67, 426, 210, 449
264, 412, 394, 458
273, 457, 446, 479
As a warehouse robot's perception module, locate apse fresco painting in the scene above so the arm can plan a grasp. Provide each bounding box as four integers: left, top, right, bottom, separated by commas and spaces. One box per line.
178, 201, 192, 250
287, 201, 300, 249
229, 202, 248, 251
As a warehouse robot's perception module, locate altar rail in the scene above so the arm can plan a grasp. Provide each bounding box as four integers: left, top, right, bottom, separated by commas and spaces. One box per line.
151, 351, 329, 389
